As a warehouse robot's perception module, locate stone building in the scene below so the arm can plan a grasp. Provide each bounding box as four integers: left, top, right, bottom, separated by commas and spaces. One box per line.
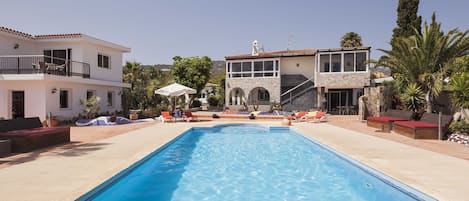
224, 44, 371, 113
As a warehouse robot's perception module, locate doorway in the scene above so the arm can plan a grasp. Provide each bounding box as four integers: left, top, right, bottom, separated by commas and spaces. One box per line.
327, 89, 352, 114
12, 91, 25, 118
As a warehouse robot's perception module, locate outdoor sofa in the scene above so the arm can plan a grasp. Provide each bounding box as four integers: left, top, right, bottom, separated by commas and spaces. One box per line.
393, 113, 453, 139
367, 109, 413, 132
0, 117, 70, 152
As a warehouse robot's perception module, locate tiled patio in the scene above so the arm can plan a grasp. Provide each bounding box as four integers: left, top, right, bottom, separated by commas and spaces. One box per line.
0, 117, 467, 200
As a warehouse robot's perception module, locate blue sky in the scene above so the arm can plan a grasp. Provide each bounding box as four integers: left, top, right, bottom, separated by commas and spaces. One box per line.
2, 0, 468, 64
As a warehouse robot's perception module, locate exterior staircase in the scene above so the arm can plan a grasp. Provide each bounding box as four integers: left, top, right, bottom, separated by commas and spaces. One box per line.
280, 74, 317, 111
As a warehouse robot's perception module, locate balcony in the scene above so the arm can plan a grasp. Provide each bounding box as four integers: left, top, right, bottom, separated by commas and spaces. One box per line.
0, 55, 90, 78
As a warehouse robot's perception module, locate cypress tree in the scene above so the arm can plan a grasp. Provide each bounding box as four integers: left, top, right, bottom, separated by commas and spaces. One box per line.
391, 0, 422, 46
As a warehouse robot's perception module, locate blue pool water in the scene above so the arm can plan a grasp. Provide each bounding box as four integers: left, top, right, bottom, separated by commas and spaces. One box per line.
79, 124, 435, 201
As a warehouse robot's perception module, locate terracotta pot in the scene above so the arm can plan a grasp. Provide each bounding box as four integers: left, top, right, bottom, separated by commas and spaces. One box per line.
281, 118, 291, 126
129, 114, 138, 120
50, 119, 58, 127
42, 119, 58, 127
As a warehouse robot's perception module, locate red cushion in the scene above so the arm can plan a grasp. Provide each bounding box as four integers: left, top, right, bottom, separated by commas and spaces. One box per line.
394, 121, 438, 129
367, 116, 407, 122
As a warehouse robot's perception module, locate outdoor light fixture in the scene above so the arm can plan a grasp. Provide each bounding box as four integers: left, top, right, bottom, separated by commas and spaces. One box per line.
51, 88, 57, 94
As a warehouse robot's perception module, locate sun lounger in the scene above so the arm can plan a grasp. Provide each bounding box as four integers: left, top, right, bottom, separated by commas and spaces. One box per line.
184, 112, 199, 122
160, 111, 175, 123
309, 111, 328, 123
289, 111, 308, 121
393, 113, 452, 139
367, 109, 413, 132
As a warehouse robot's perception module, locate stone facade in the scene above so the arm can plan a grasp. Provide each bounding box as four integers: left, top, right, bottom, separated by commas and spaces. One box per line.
358, 86, 392, 120
316, 72, 370, 88
282, 89, 317, 111
225, 77, 280, 111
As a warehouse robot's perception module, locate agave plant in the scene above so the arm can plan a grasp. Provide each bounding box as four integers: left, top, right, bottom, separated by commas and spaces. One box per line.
401, 83, 425, 113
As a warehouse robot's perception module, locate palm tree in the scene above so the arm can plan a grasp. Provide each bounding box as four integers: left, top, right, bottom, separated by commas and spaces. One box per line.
340, 32, 363, 48
374, 13, 469, 113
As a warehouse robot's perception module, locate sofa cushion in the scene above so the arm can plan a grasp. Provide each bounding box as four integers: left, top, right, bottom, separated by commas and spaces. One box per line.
367, 116, 407, 122
394, 121, 438, 129
0, 127, 69, 138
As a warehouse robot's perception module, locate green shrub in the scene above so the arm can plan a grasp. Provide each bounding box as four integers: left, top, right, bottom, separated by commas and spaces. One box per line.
191, 99, 202, 108
449, 120, 469, 133
207, 95, 219, 107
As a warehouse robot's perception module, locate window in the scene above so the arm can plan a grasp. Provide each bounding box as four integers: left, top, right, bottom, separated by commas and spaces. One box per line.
320, 54, 330, 72
107, 91, 114, 107
242, 62, 252, 77
254, 61, 263, 71
356, 52, 367, 71
98, 54, 110, 68
319, 51, 368, 73
258, 89, 270, 101
264, 61, 274, 71
226, 59, 279, 78
232, 62, 241, 72
344, 53, 354, 72
59, 90, 70, 109
86, 90, 95, 100
44, 49, 69, 65
242, 62, 252, 72
331, 54, 341, 72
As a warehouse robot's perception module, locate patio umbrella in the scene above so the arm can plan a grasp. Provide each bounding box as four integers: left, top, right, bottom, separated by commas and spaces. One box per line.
155, 83, 196, 110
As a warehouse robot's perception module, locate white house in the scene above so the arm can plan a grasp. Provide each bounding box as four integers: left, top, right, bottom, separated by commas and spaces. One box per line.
0, 26, 131, 121
225, 42, 370, 114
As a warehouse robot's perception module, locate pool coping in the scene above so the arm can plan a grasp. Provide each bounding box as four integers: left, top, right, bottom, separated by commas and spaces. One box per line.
288, 127, 437, 201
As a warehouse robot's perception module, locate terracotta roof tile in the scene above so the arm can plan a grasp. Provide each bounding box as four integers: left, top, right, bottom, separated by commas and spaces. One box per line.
0, 26, 83, 40
0, 26, 33, 39
34, 33, 83, 39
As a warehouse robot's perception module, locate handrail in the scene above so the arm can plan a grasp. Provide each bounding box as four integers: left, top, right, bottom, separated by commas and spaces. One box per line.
280, 76, 315, 96
280, 85, 315, 105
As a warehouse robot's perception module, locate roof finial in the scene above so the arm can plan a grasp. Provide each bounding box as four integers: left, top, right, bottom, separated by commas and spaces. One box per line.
251, 40, 259, 56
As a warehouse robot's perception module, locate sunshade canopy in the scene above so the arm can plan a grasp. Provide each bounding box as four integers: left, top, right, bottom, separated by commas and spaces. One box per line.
155, 83, 196, 97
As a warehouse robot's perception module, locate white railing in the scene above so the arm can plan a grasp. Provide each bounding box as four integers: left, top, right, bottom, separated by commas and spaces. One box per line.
0, 55, 90, 78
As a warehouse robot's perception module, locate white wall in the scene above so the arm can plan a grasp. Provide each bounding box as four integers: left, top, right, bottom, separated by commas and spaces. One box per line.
0, 33, 40, 55
0, 80, 47, 121
280, 56, 315, 78
82, 43, 123, 82
45, 80, 123, 120
0, 80, 123, 121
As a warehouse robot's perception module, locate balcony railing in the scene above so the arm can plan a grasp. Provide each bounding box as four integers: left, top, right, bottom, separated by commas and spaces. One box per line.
0, 55, 90, 78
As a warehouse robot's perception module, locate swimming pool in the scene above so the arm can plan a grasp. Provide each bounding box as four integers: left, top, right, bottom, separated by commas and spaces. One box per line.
78, 124, 435, 201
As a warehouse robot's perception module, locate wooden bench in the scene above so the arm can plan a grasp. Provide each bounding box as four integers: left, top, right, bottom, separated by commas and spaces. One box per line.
393, 113, 453, 139
367, 109, 413, 132
0, 117, 70, 153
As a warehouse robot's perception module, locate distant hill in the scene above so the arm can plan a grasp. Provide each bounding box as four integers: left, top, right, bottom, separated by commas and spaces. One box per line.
141, 60, 225, 75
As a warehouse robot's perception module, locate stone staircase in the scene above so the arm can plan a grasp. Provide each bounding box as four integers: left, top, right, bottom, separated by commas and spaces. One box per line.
280, 74, 317, 111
